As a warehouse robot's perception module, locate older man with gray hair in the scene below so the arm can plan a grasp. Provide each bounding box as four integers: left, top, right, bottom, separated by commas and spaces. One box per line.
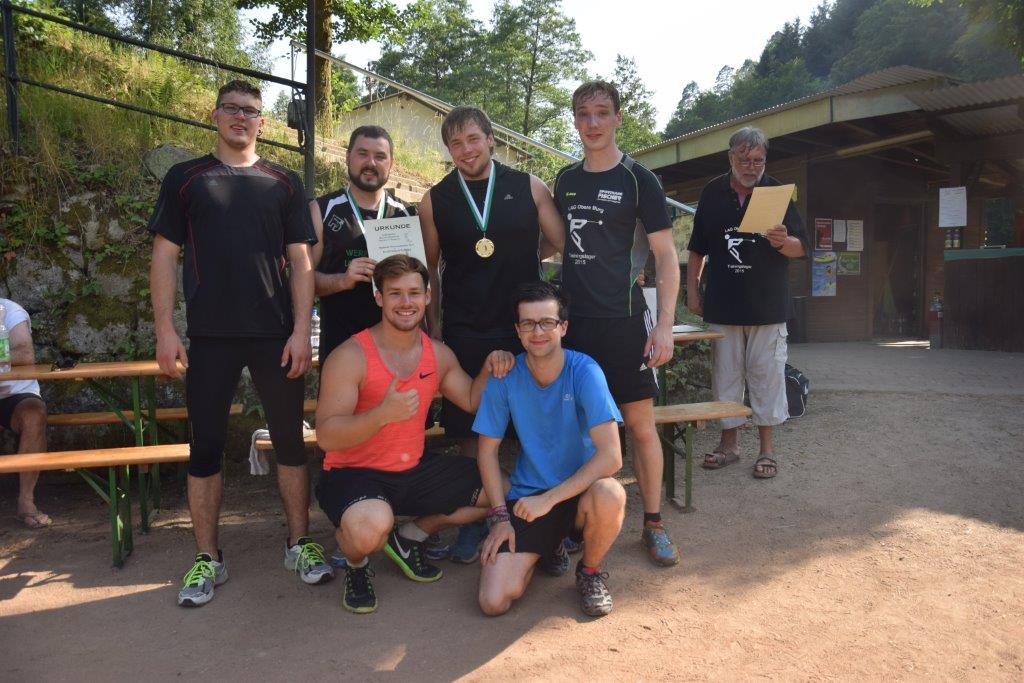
685, 127, 809, 478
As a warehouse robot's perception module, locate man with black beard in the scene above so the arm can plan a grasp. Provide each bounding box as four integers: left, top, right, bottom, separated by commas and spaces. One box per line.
310, 126, 416, 362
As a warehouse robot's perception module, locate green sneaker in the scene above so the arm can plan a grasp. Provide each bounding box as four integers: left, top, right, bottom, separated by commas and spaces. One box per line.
342, 564, 377, 614
177, 552, 227, 607
284, 537, 334, 585
384, 529, 443, 582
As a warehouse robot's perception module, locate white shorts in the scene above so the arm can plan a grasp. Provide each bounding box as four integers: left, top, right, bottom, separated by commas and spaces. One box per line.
710, 323, 789, 428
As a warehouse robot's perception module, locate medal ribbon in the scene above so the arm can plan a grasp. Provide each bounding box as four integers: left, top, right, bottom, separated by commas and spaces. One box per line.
456, 161, 496, 237
345, 187, 387, 234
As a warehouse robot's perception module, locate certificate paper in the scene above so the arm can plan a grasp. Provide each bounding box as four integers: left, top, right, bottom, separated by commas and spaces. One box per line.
363, 216, 428, 288
738, 184, 795, 234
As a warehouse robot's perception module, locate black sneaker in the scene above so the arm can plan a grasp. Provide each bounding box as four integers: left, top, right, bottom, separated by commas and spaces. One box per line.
384, 529, 443, 583
575, 560, 613, 617
342, 564, 377, 614
538, 540, 570, 577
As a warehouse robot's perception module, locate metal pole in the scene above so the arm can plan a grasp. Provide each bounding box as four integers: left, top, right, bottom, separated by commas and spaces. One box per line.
303, 0, 316, 195
2, 0, 18, 153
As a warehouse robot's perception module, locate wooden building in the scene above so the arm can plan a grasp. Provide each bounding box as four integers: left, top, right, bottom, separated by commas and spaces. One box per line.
633, 67, 1024, 349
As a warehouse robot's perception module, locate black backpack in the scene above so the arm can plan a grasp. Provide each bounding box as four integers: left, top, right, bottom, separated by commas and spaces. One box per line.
785, 364, 810, 418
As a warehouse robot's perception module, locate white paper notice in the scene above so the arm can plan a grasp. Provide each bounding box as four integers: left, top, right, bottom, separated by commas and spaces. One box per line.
939, 186, 967, 228
833, 219, 847, 243
846, 220, 864, 251
363, 216, 427, 289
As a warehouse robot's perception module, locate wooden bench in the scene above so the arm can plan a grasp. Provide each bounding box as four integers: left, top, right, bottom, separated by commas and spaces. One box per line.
264, 399, 749, 512
47, 403, 243, 427
254, 422, 446, 451
655, 401, 752, 511
0, 444, 191, 567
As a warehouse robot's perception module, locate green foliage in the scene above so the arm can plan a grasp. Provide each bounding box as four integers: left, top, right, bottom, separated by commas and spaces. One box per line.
912, 0, 1024, 65
603, 55, 659, 154
371, 0, 590, 143
236, 0, 402, 121
663, 0, 1021, 139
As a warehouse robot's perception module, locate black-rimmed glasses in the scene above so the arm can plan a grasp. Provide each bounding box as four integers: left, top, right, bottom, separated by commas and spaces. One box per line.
515, 318, 562, 332
218, 103, 262, 119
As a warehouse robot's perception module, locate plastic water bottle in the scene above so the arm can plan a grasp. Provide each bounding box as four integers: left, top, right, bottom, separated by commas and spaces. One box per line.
310, 307, 320, 358
0, 304, 10, 373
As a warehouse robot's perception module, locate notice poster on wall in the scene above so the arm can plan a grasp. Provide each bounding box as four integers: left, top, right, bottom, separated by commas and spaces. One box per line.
837, 251, 861, 275
815, 218, 833, 250
812, 251, 837, 296
938, 186, 967, 228
846, 220, 864, 251
833, 219, 847, 243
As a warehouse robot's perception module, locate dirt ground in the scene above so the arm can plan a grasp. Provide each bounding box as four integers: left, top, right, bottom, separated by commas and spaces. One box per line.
1, 341, 1022, 681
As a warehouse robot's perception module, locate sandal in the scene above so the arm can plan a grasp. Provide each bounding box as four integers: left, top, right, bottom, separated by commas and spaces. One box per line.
701, 449, 739, 470
753, 457, 777, 479
16, 511, 53, 529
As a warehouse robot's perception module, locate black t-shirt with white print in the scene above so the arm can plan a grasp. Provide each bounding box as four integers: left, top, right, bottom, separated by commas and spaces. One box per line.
314, 188, 415, 358
553, 155, 672, 318
147, 154, 316, 338
687, 172, 808, 326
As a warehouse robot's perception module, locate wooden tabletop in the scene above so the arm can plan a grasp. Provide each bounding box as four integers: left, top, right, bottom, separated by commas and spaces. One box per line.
1, 360, 176, 382
673, 330, 723, 344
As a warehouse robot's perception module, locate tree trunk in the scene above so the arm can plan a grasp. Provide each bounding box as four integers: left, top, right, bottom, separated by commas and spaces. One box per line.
314, 0, 333, 124
521, 19, 541, 135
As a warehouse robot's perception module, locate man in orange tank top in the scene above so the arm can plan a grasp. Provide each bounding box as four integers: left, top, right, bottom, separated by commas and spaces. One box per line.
315, 255, 513, 614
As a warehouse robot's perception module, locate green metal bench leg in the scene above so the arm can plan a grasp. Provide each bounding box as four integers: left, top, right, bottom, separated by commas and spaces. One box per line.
146, 377, 162, 512
130, 378, 152, 533
661, 423, 676, 501
683, 422, 695, 512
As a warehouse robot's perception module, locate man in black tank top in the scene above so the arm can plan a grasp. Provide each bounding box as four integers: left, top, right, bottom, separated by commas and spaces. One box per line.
310, 126, 416, 362
555, 81, 682, 568
419, 106, 566, 562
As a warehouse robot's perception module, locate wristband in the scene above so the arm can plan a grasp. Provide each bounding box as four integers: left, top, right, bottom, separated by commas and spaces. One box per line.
486, 511, 510, 529
488, 504, 507, 515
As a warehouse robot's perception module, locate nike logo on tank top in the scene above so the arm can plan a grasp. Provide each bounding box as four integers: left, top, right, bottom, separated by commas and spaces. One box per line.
323, 329, 439, 472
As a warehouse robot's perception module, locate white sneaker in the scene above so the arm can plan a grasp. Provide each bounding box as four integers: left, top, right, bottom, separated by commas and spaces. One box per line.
177, 552, 228, 607
285, 537, 334, 585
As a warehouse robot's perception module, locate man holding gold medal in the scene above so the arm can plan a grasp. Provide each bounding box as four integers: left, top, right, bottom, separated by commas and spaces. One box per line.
419, 106, 566, 563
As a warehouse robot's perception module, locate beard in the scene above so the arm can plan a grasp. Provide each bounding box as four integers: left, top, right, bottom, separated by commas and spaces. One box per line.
349, 166, 388, 192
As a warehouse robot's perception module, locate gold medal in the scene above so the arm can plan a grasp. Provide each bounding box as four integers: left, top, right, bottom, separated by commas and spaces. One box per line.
475, 237, 495, 258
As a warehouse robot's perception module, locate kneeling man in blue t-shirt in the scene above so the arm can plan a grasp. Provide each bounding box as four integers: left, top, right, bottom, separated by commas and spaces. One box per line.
473, 281, 626, 617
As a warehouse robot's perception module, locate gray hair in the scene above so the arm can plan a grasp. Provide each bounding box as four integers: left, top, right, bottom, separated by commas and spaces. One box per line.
728, 127, 769, 152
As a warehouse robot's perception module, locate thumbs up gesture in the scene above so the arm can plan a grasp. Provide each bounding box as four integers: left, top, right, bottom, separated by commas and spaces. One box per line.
377, 377, 420, 424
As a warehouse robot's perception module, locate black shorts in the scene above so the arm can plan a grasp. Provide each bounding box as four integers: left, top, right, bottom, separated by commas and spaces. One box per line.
440, 334, 522, 438
0, 393, 42, 431
497, 494, 582, 557
564, 313, 658, 404
316, 451, 482, 526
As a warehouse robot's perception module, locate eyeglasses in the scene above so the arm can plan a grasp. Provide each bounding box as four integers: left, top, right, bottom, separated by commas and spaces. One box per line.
734, 158, 766, 169
515, 318, 562, 332
218, 103, 262, 119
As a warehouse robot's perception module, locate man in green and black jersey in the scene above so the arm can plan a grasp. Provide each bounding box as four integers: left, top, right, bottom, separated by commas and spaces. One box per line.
553, 81, 682, 567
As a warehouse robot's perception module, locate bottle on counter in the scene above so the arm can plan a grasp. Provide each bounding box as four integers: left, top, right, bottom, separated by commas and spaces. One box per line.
310, 307, 320, 358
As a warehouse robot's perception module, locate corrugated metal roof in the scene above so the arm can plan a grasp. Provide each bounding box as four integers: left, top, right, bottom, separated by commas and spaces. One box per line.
634, 66, 955, 156
830, 65, 954, 95
941, 104, 1024, 137
906, 74, 1024, 111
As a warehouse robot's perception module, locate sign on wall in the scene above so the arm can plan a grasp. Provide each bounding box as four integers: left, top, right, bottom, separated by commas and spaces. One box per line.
815, 218, 834, 250
812, 251, 837, 296
938, 186, 967, 228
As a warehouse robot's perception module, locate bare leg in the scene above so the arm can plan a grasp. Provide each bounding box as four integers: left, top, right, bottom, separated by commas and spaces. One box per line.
337, 499, 393, 564
620, 399, 663, 515
478, 552, 540, 616
11, 398, 47, 516
276, 463, 309, 545
576, 478, 627, 568
758, 425, 774, 456
188, 473, 222, 556
718, 426, 740, 454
